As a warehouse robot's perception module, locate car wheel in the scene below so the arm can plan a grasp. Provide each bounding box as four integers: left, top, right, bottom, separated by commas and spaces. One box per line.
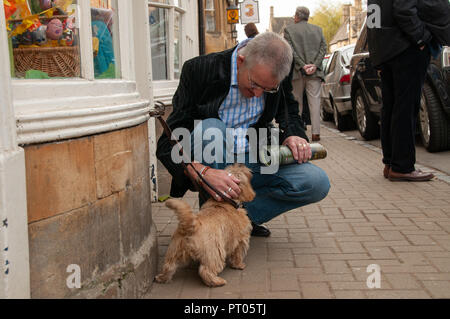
332, 99, 354, 131
320, 99, 333, 122
354, 88, 379, 140
419, 82, 450, 152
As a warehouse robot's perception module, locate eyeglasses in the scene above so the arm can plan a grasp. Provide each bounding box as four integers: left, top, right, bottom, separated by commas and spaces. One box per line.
248, 71, 280, 94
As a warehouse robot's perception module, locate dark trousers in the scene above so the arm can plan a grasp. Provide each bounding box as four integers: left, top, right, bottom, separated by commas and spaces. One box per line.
380, 45, 430, 173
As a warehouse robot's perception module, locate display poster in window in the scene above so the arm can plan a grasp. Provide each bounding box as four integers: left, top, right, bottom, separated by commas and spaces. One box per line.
240, 0, 259, 24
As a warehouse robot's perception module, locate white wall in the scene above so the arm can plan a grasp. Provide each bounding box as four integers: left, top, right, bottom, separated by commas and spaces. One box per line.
0, 0, 30, 299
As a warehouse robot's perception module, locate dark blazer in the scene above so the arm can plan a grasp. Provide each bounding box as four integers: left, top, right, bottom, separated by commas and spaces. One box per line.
156, 46, 307, 198
367, 0, 450, 67
284, 21, 327, 80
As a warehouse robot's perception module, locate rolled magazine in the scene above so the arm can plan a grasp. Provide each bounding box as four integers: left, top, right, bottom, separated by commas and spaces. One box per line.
259, 144, 327, 166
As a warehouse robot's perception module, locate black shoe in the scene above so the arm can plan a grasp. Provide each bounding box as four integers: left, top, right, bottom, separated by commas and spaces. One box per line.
251, 222, 271, 237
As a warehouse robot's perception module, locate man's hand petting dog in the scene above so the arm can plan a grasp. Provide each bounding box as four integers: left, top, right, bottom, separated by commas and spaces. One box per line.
283, 136, 311, 164
202, 168, 241, 201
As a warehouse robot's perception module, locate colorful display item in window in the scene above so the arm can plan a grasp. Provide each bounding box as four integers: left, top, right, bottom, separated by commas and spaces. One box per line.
32, 25, 47, 45
39, 0, 52, 10
46, 18, 63, 40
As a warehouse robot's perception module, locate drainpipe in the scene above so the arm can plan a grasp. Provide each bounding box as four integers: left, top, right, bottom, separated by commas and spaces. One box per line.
198, 0, 206, 55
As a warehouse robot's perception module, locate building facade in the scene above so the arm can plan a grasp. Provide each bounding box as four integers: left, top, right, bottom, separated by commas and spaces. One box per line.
1, 0, 199, 298
203, 0, 237, 54
329, 0, 365, 52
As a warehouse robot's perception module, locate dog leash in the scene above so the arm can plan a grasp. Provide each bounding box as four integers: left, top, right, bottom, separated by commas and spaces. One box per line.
151, 101, 240, 209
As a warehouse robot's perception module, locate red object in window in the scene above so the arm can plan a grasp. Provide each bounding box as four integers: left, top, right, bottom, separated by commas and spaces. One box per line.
4, 1, 17, 20
339, 74, 351, 84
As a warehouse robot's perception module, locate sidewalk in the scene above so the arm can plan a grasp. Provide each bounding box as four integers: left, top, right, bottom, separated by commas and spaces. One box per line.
145, 126, 450, 299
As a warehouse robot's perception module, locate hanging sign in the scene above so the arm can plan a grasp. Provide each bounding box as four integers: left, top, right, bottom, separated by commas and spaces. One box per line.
240, 0, 259, 24
227, 6, 239, 24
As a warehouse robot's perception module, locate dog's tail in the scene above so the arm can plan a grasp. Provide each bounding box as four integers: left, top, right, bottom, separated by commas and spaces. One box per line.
165, 199, 197, 235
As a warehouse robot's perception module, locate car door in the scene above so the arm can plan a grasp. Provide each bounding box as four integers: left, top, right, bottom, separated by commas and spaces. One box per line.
351, 25, 382, 115
323, 52, 339, 109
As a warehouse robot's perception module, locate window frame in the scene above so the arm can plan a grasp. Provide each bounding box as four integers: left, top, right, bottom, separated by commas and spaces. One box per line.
148, 0, 186, 81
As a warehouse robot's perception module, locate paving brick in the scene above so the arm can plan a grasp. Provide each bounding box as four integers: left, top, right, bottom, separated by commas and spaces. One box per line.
376, 231, 410, 241
341, 210, 365, 219
330, 223, 353, 232
294, 254, 320, 268
428, 257, 450, 272
241, 292, 302, 299
300, 282, 334, 299
322, 260, 351, 274
270, 274, 300, 291
405, 234, 437, 245
365, 290, 431, 299
330, 281, 369, 290
268, 248, 294, 261
298, 273, 354, 282
353, 226, 378, 236
366, 247, 397, 259
421, 281, 450, 298
313, 237, 338, 248
320, 253, 371, 261
339, 242, 366, 253
415, 273, 450, 281
334, 290, 367, 299
384, 273, 422, 289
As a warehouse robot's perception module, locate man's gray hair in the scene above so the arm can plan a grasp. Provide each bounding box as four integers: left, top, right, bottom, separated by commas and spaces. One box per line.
239, 32, 293, 82
295, 6, 310, 22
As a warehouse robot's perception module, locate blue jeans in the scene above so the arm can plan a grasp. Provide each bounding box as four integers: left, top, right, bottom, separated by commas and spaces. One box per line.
191, 119, 330, 224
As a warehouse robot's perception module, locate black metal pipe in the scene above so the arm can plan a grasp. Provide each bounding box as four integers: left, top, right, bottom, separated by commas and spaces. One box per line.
198, 0, 206, 55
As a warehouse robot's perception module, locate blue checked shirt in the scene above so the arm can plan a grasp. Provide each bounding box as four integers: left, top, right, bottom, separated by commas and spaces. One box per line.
218, 39, 265, 154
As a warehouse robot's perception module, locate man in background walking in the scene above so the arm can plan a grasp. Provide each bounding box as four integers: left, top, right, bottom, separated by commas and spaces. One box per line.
284, 6, 327, 142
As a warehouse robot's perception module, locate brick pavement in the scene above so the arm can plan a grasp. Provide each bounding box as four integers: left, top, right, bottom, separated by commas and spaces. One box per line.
145, 126, 450, 299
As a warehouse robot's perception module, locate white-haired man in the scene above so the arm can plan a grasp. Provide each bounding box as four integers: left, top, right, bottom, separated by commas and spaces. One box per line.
284, 6, 327, 142
157, 32, 330, 237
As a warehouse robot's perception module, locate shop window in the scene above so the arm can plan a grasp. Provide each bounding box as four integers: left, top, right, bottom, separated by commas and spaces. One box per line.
149, 5, 169, 80
174, 10, 181, 79
205, 0, 215, 32
90, 0, 120, 79
4, 0, 81, 79
149, 0, 185, 81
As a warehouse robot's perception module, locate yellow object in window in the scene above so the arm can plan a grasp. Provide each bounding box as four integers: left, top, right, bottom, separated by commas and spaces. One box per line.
93, 36, 99, 56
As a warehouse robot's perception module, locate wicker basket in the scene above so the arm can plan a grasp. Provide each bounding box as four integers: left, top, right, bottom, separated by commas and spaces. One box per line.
13, 46, 81, 78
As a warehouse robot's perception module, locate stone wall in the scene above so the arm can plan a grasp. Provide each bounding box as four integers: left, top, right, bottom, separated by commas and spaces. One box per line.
25, 123, 158, 298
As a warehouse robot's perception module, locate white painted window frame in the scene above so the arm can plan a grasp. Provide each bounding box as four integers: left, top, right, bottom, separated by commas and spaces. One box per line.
149, 0, 188, 105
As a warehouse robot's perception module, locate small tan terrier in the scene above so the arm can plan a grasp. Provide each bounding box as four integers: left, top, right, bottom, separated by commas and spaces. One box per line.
155, 164, 256, 287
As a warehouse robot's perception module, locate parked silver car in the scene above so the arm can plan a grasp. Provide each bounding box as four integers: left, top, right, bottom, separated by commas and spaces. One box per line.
320, 44, 356, 131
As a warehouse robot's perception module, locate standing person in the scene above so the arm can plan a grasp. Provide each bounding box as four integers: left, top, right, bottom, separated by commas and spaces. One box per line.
284, 6, 327, 142
157, 32, 330, 237
244, 22, 259, 38
367, 0, 449, 181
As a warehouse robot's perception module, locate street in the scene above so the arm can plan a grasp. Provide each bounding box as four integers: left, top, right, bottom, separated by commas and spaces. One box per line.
146, 124, 450, 299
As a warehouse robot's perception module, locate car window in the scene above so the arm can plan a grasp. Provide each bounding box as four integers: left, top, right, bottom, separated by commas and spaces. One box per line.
354, 23, 368, 54
328, 53, 338, 73
322, 56, 330, 72
341, 47, 355, 65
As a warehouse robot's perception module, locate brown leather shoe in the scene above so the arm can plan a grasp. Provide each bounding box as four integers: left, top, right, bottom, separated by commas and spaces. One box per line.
312, 134, 321, 142
388, 169, 434, 182
383, 165, 390, 179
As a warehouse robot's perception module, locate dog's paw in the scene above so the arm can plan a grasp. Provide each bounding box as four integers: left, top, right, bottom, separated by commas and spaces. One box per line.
154, 274, 170, 284
230, 263, 246, 270
205, 277, 227, 287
